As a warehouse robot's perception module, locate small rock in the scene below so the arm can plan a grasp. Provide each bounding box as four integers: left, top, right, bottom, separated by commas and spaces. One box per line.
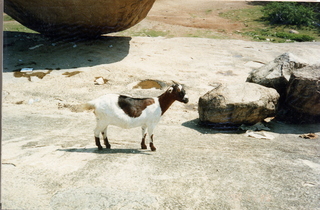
94, 77, 105, 85
240, 122, 271, 131
289, 29, 299, 34
245, 130, 275, 140
21, 68, 33, 72
28, 99, 34, 104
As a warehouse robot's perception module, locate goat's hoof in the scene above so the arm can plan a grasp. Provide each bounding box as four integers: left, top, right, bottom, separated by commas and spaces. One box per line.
150, 143, 156, 151
141, 144, 147, 149
98, 146, 103, 150
106, 145, 111, 149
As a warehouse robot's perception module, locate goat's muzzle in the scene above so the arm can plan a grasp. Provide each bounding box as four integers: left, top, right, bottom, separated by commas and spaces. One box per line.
182, 97, 189, 103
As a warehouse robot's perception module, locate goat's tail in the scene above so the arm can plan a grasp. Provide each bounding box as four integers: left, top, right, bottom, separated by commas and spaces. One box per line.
83, 100, 96, 111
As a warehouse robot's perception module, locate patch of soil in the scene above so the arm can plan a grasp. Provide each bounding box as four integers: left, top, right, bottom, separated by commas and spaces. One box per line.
145, 0, 251, 38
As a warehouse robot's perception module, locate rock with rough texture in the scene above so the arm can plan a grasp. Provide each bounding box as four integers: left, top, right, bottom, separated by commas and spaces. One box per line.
246, 53, 307, 97
279, 65, 320, 123
4, 0, 156, 38
198, 83, 279, 125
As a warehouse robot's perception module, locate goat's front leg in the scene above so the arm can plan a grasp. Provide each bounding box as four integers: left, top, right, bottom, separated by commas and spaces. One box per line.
149, 134, 156, 151
102, 127, 111, 149
148, 126, 156, 151
141, 127, 147, 149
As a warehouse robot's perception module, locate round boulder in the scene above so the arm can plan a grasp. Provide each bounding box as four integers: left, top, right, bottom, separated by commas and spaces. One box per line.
198, 83, 279, 126
4, 0, 156, 38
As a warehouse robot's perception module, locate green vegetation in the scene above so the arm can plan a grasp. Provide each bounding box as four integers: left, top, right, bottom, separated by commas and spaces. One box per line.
131, 29, 170, 37
3, 21, 38, 33
220, 2, 320, 42
116, 28, 172, 38
242, 30, 315, 42
185, 30, 225, 39
263, 2, 316, 27
3, 14, 14, 21
3, 14, 38, 33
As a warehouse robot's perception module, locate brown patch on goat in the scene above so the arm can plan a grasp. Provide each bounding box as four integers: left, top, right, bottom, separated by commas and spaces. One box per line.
118, 95, 155, 118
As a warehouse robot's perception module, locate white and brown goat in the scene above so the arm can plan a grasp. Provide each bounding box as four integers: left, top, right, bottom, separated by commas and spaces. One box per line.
85, 84, 189, 151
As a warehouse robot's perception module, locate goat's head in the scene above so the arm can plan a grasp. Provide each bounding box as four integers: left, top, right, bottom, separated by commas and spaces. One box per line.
167, 84, 189, 103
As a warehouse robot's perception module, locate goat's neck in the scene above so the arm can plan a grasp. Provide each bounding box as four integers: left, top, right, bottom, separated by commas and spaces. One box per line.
158, 92, 176, 115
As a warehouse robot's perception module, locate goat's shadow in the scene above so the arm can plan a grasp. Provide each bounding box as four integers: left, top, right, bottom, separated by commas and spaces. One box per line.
3, 31, 131, 72
57, 147, 152, 155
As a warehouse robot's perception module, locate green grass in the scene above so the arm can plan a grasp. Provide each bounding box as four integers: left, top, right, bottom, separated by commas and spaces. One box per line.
185, 30, 225, 39
3, 14, 38, 33
220, 5, 319, 42
3, 14, 14, 21
115, 28, 171, 38
134, 29, 170, 37
3, 21, 38, 33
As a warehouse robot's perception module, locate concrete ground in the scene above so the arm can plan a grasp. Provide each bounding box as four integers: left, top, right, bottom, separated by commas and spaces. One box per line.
2, 1, 320, 209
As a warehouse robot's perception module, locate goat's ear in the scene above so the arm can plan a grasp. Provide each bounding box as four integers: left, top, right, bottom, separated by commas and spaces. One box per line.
168, 87, 174, 93
172, 80, 178, 85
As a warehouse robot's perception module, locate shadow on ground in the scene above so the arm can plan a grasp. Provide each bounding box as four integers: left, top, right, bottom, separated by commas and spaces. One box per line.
57, 147, 151, 155
3, 31, 131, 72
182, 119, 245, 134
183, 118, 320, 135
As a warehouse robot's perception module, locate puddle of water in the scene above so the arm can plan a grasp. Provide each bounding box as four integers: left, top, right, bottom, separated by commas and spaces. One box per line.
62, 71, 82, 77
133, 80, 164, 89
13, 70, 52, 81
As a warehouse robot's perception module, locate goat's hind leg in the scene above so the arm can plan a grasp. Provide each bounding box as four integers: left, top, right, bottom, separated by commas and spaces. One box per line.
94, 124, 104, 150
102, 126, 111, 149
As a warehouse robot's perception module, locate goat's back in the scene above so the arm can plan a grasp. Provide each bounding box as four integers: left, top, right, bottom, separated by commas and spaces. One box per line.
89, 94, 162, 129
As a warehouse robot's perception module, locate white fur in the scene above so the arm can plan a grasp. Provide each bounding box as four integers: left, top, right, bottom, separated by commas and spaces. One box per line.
87, 94, 162, 144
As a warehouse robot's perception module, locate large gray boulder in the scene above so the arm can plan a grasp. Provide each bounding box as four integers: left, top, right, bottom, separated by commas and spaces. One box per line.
246, 53, 307, 97
4, 0, 156, 38
198, 83, 279, 125
278, 65, 320, 123
247, 53, 320, 123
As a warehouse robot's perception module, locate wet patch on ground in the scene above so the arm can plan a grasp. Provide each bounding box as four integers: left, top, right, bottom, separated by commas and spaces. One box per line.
133, 79, 166, 89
